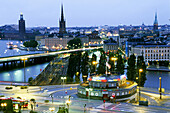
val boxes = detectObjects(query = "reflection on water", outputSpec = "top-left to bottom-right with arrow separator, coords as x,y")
145,71 -> 170,90
0,63 -> 48,82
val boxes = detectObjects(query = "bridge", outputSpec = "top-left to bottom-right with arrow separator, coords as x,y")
0,47 -> 102,70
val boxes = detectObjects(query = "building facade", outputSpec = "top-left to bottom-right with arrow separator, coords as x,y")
130,45 -> 170,63
19,13 -> 26,39
44,37 -> 73,50
103,38 -> 118,53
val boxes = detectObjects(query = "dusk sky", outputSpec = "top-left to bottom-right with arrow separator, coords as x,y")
0,0 -> 169,27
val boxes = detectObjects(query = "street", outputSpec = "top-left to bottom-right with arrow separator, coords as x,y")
0,85 -> 170,113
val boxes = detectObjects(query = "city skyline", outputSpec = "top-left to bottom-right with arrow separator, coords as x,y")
0,0 -> 169,27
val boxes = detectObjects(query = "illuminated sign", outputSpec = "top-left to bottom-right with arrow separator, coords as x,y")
92,77 -> 106,81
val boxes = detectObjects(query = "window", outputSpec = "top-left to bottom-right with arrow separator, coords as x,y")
116,93 -> 120,96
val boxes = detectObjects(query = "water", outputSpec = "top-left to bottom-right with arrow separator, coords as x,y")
0,40 -> 44,58
0,40 -> 48,82
0,40 -> 169,90
0,63 -> 48,82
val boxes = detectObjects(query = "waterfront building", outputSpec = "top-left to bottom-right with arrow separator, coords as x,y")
44,37 -> 73,50
103,38 -> 118,53
130,45 -> 170,63
2,13 -> 35,40
19,13 -> 26,39
77,75 -> 137,101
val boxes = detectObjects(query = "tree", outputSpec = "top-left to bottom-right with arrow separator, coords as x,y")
67,53 -> 76,82
67,38 -> 82,49
28,77 -> 33,85
127,54 -> 136,81
108,52 -> 115,73
116,54 -> 124,74
90,53 -> 97,74
81,51 -> 89,81
136,55 -> 147,87
97,53 -> 106,74
75,52 -> 82,83
23,40 -> 38,48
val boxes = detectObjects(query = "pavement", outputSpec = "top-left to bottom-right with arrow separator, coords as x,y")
0,84 -> 170,113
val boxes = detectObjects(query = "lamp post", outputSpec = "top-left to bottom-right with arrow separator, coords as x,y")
1,103 -> 7,111
110,57 -> 117,73
49,107 -> 55,112
92,61 -> 98,73
21,57 -> 28,83
138,68 -> 143,102
159,77 -> 162,99
61,76 -> 67,104
66,100 -> 71,113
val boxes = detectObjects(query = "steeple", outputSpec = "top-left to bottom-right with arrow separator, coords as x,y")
154,12 -> 158,25
153,12 -> 158,30
61,4 -> 64,21
59,4 -> 66,35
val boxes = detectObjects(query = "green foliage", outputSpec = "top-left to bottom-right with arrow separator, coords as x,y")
67,53 -> 77,80
67,52 -> 82,83
20,86 -> 28,89
75,52 -> 82,83
5,87 -> 13,89
30,111 -> 38,113
81,51 -> 89,81
97,53 -> 106,74
30,98 -> 35,102
127,54 -> 136,81
90,53 -> 97,74
23,40 -> 38,48
136,56 -> 147,87
66,77 -> 73,84
67,38 -> 82,49
44,100 -> 49,103
108,52 -> 115,73
116,54 -> 124,74
28,77 -> 33,85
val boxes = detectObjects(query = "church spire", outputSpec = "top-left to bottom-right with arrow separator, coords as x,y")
59,4 -> 66,35
153,12 -> 158,30
61,4 -> 64,21
154,12 -> 158,25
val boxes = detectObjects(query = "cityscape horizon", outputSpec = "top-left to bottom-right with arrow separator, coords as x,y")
0,0 -> 169,27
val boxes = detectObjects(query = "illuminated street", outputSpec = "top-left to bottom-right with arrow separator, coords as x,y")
0,84 -> 170,113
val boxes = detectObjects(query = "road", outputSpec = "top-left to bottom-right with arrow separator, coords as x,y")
0,85 -> 170,113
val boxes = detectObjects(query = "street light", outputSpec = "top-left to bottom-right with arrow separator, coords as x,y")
21,57 -> 28,83
159,77 -> 162,99
1,103 -> 7,111
92,61 -> 98,74
61,77 -> 67,104
138,68 -> 143,102
66,100 -> 71,113
49,107 -> 55,112
110,57 -> 117,72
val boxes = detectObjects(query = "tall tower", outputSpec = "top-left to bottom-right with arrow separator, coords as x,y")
153,12 -> 158,30
59,4 -> 66,34
19,13 -> 26,39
